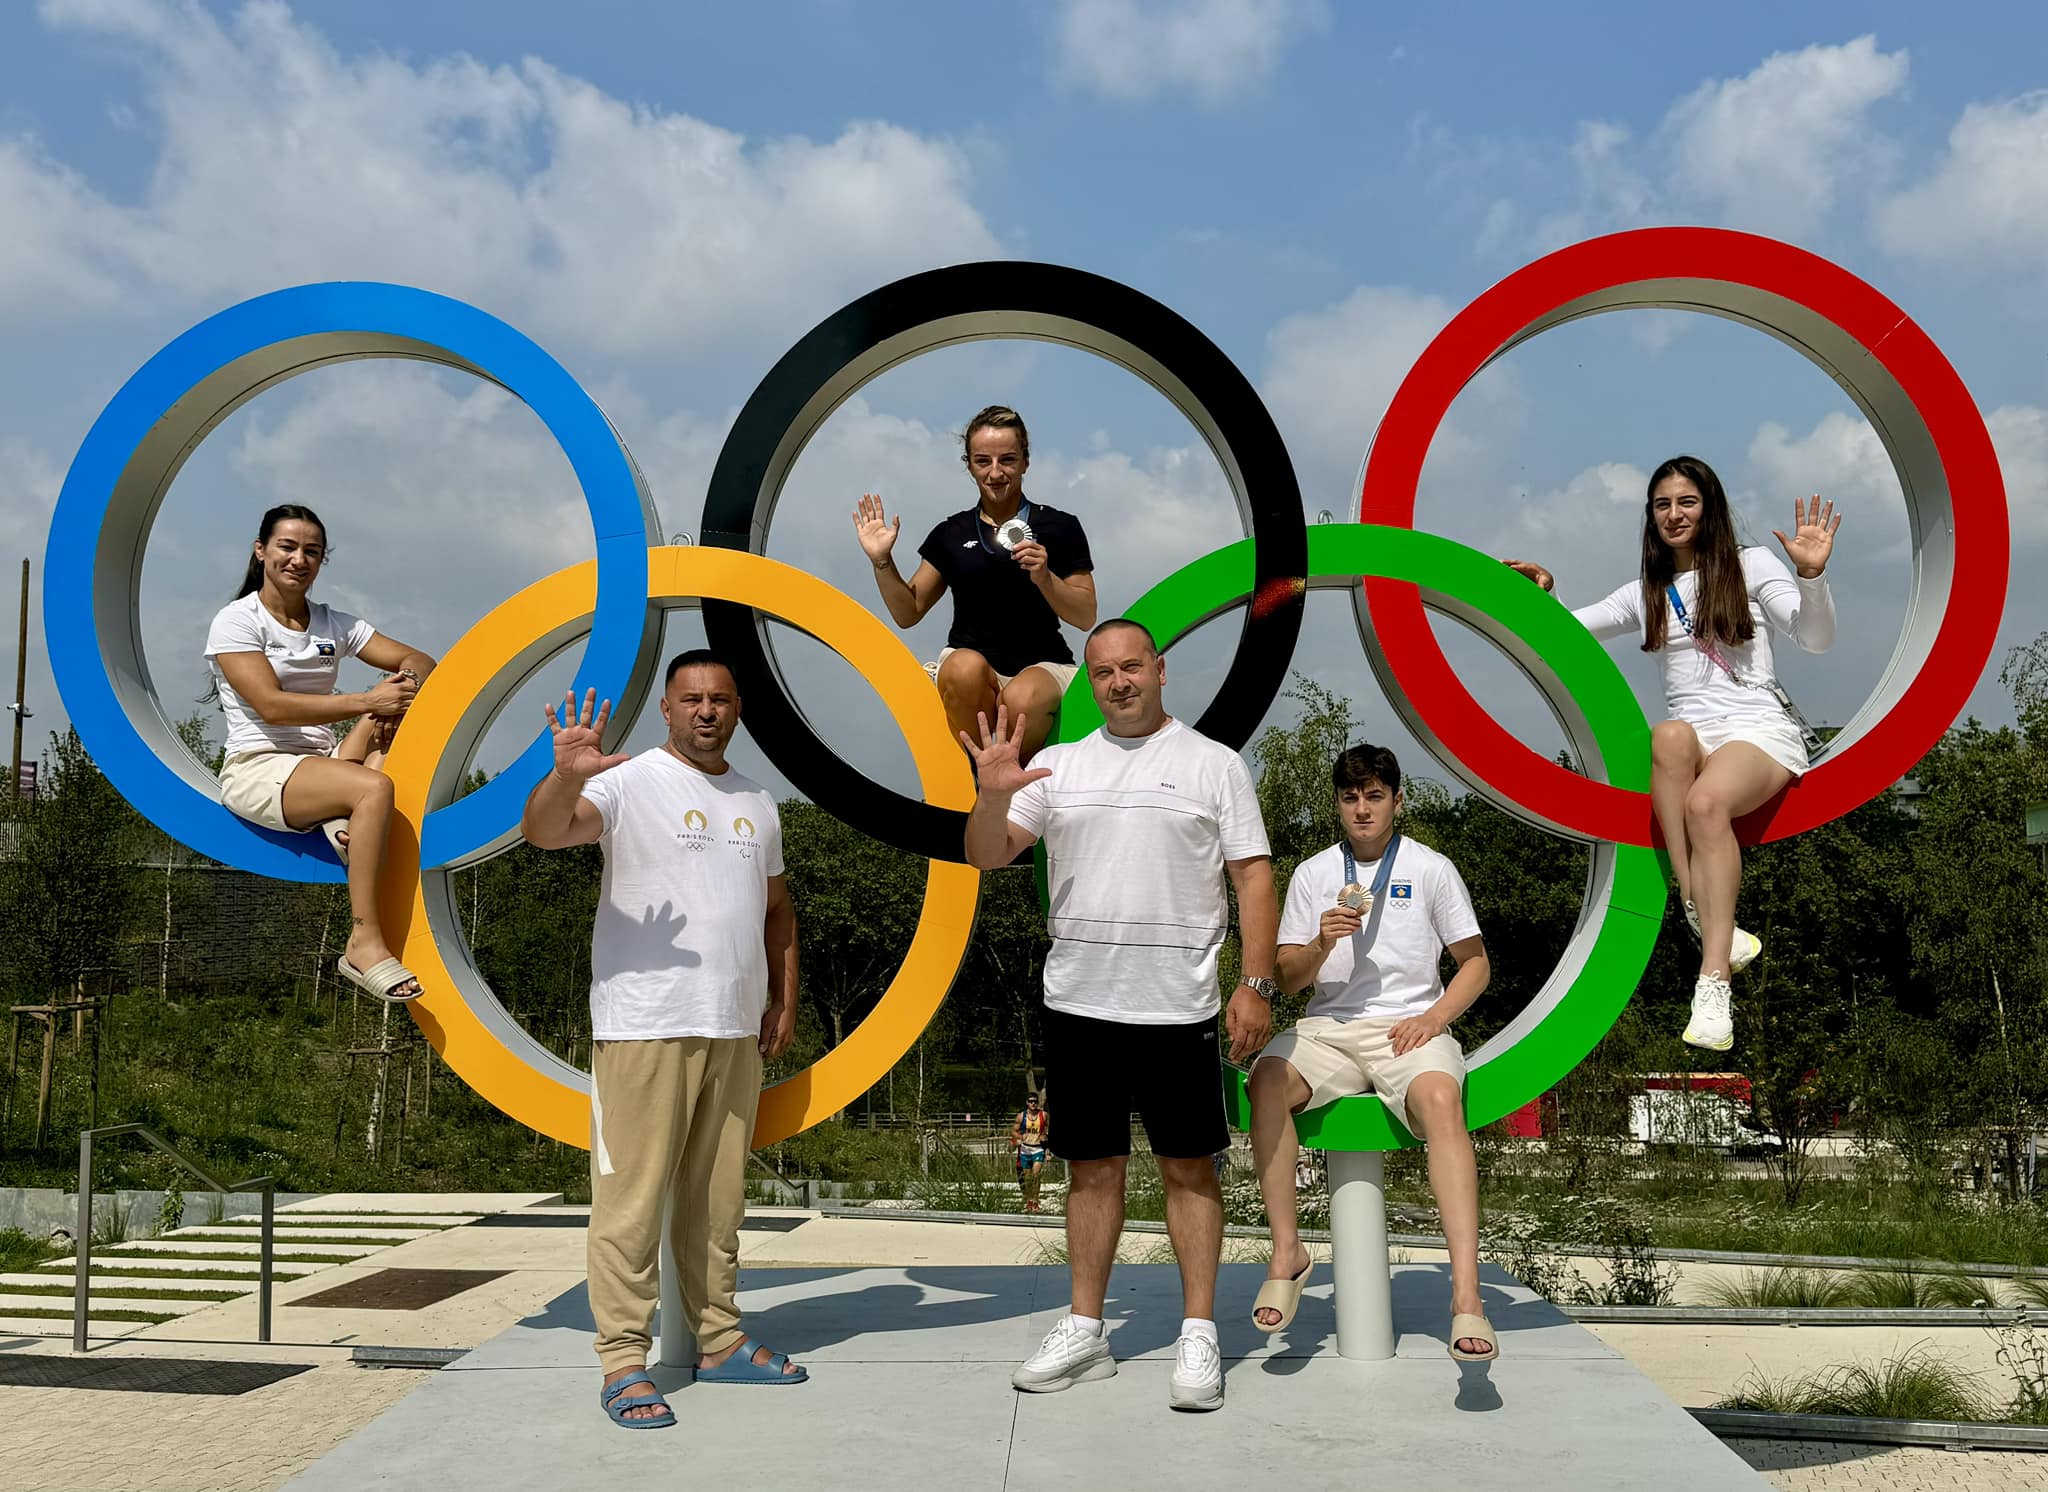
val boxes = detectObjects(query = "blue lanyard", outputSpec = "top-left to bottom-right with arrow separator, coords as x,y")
975,495 -> 1034,557
1666,582 -> 1692,634
1341,833 -> 1402,904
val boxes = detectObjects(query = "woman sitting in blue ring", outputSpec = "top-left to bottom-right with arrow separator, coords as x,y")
852,405 -> 1097,764
203,504 -> 436,1002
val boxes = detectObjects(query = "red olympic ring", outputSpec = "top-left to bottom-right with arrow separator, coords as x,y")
1358,227 -> 2010,846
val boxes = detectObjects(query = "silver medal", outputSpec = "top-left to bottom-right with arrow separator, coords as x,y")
995,517 -> 1035,551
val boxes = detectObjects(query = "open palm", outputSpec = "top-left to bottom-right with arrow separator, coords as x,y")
960,704 -> 1050,796
547,688 -> 632,782
1773,495 -> 1842,577
853,492 -> 899,563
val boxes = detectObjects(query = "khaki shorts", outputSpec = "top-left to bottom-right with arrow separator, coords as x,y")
218,746 -> 323,832
1254,1015 -> 1465,1131
936,647 -> 1079,698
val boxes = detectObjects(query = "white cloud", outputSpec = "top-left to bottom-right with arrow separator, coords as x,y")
1051,0 -> 1330,105
1663,35 -> 1907,238
1260,283 -> 1521,514
1470,37 -> 1909,253
1875,92 -> 2048,271
5,0 -> 1000,353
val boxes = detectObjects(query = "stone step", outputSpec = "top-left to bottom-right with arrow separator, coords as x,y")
99,1239 -> 384,1258
30,1255 -> 325,1279
0,1271 -> 254,1296
0,1290 -> 210,1317
0,1315 -> 152,1338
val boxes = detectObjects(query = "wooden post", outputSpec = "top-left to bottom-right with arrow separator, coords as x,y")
35,1012 -> 56,1148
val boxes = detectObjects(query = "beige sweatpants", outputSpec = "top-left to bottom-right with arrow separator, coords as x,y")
588,1035 -> 763,1373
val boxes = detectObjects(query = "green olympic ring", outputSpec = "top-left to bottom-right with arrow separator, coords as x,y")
1052,523 -> 1666,1150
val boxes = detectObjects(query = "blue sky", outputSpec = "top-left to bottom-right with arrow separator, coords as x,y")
2,0 -> 2043,810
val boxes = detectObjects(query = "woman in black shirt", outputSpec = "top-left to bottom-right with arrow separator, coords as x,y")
853,405 -> 1096,763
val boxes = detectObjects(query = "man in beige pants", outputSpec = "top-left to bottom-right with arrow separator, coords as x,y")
522,650 -> 803,1429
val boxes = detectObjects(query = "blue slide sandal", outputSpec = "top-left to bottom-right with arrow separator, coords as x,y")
600,1369 -> 677,1428
696,1337 -> 808,1384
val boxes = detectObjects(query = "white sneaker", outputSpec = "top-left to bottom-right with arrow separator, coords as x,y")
1684,901 -> 1761,973
1168,1332 -> 1224,1412
1682,973 -> 1734,1051
1012,1316 -> 1116,1392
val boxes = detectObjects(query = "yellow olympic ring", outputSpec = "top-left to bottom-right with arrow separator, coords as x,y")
374,546 -> 981,1147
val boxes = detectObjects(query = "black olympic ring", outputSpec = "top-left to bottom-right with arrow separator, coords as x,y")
698,260 -> 1308,862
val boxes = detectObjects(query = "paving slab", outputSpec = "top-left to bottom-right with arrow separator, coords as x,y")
289,1263 -> 1766,1491
277,1192 -> 559,1213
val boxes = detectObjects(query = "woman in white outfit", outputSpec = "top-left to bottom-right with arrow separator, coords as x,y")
1507,455 -> 1840,1052
204,504 -> 435,1002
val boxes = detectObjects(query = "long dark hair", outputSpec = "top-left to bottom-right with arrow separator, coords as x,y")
234,504 -> 328,598
1639,456 -> 1752,652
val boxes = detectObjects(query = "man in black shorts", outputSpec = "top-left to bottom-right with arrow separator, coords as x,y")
853,404 -> 1096,763
965,618 -> 1277,1412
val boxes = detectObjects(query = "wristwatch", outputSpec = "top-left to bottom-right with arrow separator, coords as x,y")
1240,975 -> 1279,1001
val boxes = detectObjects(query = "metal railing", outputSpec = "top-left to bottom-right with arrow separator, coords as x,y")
73,1122 -> 274,1353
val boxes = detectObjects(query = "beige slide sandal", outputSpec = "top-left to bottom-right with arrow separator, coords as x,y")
338,956 -> 422,1003
1448,1313 -> 1498,1362
1251,1258 -> 1314,1334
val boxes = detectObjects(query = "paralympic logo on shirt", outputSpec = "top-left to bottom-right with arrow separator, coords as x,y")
730,816 -> 757,859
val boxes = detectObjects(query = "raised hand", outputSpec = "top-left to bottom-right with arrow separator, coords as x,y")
959,702 -> 1052,797
1773,495 -> 1841,578
546,688 -> 632,783
1503,558 -> 1555,594
853,492 -> 900,564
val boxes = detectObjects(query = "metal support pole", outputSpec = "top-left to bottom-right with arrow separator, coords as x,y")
73,1128 -> 94,1354
657,1188 -> 692,1368
9,558 -> 26,802
1327,1149 -> 1395,1360
257,1184 -> 274,1343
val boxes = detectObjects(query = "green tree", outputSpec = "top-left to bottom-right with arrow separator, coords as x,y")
0,729 -> 146,1000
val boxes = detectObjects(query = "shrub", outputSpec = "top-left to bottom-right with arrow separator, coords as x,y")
1701,1268 -> 1853,1309
1719,1346 -> 1987,1422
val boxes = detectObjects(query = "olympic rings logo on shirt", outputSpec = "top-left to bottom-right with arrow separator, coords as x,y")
43,228 -> 2010,1150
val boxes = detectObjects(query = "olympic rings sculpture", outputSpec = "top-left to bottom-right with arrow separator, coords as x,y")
43,227 -> 2011,1150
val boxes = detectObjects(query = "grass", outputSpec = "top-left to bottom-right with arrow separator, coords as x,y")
1719,1347 -> 1988,1421
1840,1267 -> 2001,1309
29,1264 -> 311,1282
209,1218 -> 447,1230
1700,1269 -> 1855,1309
1702,1267 -> 2006,1309
83,1248 -> 360,1264
0,1282 -> 240,1301
158,1232 -> 402,1246
0,1228 -> 68,1273
0,1306 -> 180,1324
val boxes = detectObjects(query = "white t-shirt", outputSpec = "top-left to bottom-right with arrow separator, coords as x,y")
579,749 -> 785,1042
203,593 -> 377,757
1008,718 -> 1270,1025
1278,837 -> 1481,1021
1571,547 -> 1834,727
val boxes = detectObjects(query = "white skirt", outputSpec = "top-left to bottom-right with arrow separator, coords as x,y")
1689,712 -> 1810,777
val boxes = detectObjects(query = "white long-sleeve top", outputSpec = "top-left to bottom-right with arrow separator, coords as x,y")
1570,547 -> 1835,726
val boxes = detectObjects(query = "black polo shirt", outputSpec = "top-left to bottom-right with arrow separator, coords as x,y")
916,502 -> 1093,677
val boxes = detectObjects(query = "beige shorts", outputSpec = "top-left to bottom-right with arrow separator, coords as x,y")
935,647 -> 1079,698
1689,713 -> 1809,778
218,746 -> 323,831
1255,1015 -> 1465,1131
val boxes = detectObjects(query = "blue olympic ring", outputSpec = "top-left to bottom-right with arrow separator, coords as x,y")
43,283 -> 662,882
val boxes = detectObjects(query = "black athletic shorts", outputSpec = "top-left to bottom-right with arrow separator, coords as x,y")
1041,1005 -> 1228,1162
